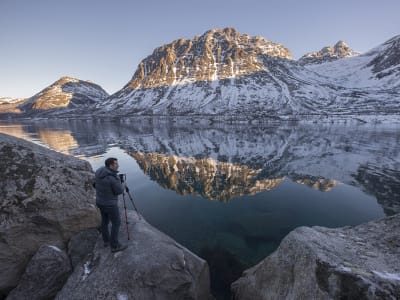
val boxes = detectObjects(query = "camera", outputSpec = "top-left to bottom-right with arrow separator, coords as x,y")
119,173 -> 126,183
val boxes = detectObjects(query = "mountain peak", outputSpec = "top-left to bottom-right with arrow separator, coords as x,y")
124,27 -> 293,90
19,76 -> 109,113
299,40 -> 360,65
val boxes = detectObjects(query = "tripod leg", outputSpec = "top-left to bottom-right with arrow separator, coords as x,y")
122,192 -> 130,240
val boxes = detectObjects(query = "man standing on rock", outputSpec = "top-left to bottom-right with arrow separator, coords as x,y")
94,157 -> 128,253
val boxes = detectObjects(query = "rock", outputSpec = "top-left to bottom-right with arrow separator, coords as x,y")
68,229 -> 99,269
231,214 -> 400,300
56,211 -> 213,300
0,133 -> 100,296
6,245 -> 71,300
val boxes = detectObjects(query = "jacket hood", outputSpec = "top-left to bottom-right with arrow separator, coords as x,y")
95,166 -> 118,179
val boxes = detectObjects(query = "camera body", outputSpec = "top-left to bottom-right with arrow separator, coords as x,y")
119,173 -> 126,183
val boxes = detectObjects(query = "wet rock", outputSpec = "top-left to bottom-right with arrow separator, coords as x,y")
231,214 -> 400,300
6,245 -> 71,300
56,211 -> 213,300
0,133 -> 100,296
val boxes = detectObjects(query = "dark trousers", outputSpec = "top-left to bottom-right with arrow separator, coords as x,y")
97,204 -> 121,248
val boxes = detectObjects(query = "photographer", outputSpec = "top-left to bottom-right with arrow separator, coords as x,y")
94,157 -> 127,253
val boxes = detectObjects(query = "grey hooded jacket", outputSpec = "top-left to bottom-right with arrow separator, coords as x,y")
95,166 -> 124,206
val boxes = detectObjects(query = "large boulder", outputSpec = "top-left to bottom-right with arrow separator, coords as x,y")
6,245 -> 71,300
231,214 -> 400,300
56,211 -> 213,300
0,133 -> 100,296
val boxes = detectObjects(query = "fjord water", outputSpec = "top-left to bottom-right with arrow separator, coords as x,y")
1,118 -> 399,297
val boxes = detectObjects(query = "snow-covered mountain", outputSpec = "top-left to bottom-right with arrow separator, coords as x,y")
4,77 -> 109,117
99,28 -> 399,117
298,41 -> 360,65
1,28 -> 399,119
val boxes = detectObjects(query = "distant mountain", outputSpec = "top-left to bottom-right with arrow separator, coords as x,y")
1,77 -> 109,117
99,28 -> 400,117
2,29 -> 399,119
298,41 -> 360,65
0,97 -> 26,114
304,35 -> 400,90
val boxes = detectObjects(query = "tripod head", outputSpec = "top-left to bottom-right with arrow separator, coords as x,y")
118,173 -> 126,183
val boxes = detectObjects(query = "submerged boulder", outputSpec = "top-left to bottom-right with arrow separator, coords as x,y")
0,133 -> 100,296
232,214 -> 400,300
56,211 -> 213,300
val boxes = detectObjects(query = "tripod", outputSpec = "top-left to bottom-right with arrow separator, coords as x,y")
119,174 -> 142,240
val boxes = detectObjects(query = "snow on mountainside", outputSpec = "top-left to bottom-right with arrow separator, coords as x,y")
298,41 -> 360,65
1,28 -> 399,119
99,28 -> 400,117
16,77 -> 109,117
305,35 -> 400,90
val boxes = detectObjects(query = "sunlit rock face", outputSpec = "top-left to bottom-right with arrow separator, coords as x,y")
18,76 -> 109,115
0,98 -> 26,114
126,27 -> 293,90
133,152 -> 284,201
298,41 -> 360,65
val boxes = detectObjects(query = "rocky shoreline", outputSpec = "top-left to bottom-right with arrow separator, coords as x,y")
1,132 -> 399,299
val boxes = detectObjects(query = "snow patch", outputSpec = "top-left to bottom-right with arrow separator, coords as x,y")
372,271 -> 400,281
81,261 -> 91,281
47,245 -> 62,252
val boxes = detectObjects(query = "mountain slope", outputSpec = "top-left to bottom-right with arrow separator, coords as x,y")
304,35 -> 400,90
298,41 -> 360,65
18,77 -> 109,116
99,29 -> 400,117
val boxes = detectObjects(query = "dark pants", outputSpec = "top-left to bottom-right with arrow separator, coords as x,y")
97,204 -> 121,248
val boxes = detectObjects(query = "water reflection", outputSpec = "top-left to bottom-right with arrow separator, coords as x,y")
0,118 -> 399,215
0,124 -> 78,155
132,151 -> 340,201
133,152 -> 282,201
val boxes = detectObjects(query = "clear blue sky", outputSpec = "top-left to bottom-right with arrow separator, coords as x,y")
1,0 -> 399,98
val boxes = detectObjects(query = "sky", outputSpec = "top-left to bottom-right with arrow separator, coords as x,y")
1,0 -> 399,98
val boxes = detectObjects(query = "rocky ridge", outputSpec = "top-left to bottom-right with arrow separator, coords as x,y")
125,27 -> 293,90
299,40 -> 360,65
18,76 -> 108,116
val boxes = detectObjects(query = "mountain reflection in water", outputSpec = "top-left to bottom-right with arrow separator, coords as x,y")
132,151 -> 339,201
1,118 -> 399,299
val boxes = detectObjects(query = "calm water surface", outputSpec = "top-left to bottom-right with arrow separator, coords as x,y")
1,118 -> 399,298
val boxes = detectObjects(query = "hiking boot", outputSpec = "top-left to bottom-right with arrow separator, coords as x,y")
111,244 -> 128,253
